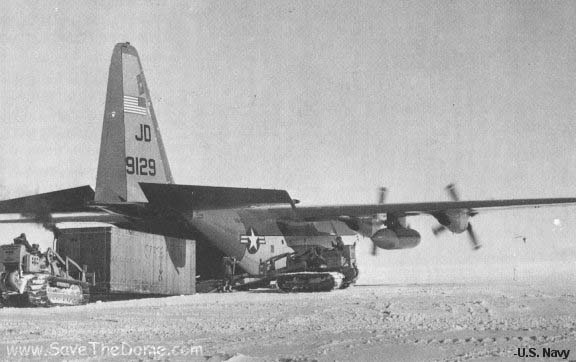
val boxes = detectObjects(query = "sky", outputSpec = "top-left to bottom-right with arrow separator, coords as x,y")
1,0 -> 576,283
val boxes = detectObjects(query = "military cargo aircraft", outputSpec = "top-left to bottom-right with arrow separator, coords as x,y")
1,42 -> 576,291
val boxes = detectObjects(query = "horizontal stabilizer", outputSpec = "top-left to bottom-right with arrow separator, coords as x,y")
139,183 -> 294,210
0,186 -> 94,215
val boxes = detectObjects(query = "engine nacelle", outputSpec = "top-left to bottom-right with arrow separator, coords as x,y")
433,209 -> 470,233
371,227 -> 421,250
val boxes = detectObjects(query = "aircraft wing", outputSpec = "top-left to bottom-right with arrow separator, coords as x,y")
294,197 -> 576,221
1,183 -> 576,227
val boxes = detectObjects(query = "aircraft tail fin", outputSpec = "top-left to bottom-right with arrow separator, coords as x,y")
95,42 -> 173,203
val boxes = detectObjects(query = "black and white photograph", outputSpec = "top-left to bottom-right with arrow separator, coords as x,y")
1,1 -> 576,361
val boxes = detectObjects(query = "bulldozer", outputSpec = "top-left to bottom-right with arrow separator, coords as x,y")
0,234 -> 93,307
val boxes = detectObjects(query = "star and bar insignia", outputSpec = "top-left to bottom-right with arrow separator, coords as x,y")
240,227 -> 266,254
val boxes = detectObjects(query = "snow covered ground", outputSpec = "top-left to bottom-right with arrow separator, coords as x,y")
1,275 -> 575,361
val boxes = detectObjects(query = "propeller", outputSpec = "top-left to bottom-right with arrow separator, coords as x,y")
446,183 -> 460,202
467,223 -> 481,250
433,184 -> 481,250
378,186 -> 387,205
372,187 -> 387,256
432,225 -> 446,236
432,184 -> 458,236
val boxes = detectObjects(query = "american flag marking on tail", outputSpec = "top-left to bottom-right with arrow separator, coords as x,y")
123,95 -> 148,115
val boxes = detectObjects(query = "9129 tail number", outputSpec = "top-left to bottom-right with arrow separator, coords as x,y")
126,156 -> 156,176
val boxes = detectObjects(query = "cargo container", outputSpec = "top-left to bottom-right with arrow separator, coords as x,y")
56,226 -> 195,297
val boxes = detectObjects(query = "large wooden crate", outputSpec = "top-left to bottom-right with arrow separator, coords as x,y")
57,226 -> 195,296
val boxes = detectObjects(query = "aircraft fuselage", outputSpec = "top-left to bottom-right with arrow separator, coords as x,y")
187,208 -> 359,276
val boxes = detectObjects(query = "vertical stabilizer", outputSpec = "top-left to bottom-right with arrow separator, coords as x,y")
95,43 -> 174,203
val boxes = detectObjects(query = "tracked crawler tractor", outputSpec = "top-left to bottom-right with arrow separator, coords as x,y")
230,243 -> 359,292
0,236 -> 93,307
269,245 -> 357,292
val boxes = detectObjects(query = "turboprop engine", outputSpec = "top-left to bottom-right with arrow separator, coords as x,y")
431,184 -> 481,250
370,227 -> 421,250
